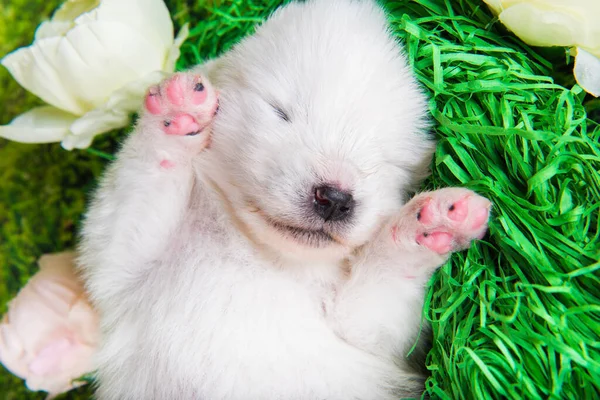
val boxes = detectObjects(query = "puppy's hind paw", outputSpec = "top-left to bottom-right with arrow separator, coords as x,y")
392,188 -> 491,255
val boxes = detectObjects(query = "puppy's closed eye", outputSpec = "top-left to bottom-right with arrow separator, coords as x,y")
271,104 -> 290,122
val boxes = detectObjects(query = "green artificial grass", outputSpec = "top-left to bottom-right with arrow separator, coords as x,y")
1,0 -> 599,399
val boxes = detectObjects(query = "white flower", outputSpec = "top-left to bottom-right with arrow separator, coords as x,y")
484,0 -> 600,96
0,252 -> 99,397
0,0 -> 189,149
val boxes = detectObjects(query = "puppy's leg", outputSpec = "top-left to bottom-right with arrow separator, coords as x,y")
330,188 -> 491,359
79,72 -> 219,304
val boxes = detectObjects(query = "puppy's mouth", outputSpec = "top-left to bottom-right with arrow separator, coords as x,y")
248,206 -> 340,248
265,216 -> 334,246
243,198 -> 347,249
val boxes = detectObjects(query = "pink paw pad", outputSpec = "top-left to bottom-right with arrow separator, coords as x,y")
142,72 -> 218,142
472,206 -> 490,231
164,113 -> 201,136
416,231 -> 453,254
416,198 -> 434,224
145,92 -> 162,115
415,190 -> 491,255
192,82 -> 208,105
447,197 -> 469,222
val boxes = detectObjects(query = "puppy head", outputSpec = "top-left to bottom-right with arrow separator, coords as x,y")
202,0 -> 434,260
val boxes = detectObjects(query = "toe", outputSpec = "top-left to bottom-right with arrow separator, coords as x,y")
192,79 -> 208,105
416,231 -> 453,254
166,75 -> 185,106
447,196 -> 469,222
417,198 -> 435,224
145,90 -> 162,115
471,203 -> 490,230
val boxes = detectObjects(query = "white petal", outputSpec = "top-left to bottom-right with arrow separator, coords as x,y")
53,0 -> 100,21
0,322 -> 28,379
35,0 -> 100,39
62,108 -> 130,150
75,0 -> 173,51
165,23 -> 190,73
70,109 -> 130,137
482,0 -> 503,15
3,20 -> 169,116
51,21 -> 167,111
103,70 -> 167,112
35,20 -> 72,40
498,4 -> 583,48
60,134 -> 95,151
574,47 -> 600,97
61,70 -> 168,150
0,106 -> 76,144
1,40 -> 87,114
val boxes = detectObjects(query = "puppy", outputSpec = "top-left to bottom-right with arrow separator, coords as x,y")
79,0 -> 491,398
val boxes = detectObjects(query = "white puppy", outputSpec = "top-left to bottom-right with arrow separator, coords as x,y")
79,0 -> 491,399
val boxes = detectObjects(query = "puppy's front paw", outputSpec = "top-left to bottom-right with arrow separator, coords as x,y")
142,72 -> 219,152
392,188 -> 491,255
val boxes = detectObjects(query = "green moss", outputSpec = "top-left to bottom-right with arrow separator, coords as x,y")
0,1 -> 120,397
1,0 -> 598,399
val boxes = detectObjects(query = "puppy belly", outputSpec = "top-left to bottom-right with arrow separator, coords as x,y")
98,255 -> 401,400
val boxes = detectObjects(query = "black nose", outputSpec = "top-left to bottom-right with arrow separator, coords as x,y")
313,186 -> 354,222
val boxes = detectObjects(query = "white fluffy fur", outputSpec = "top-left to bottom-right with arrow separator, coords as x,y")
77,1 -> 476,398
